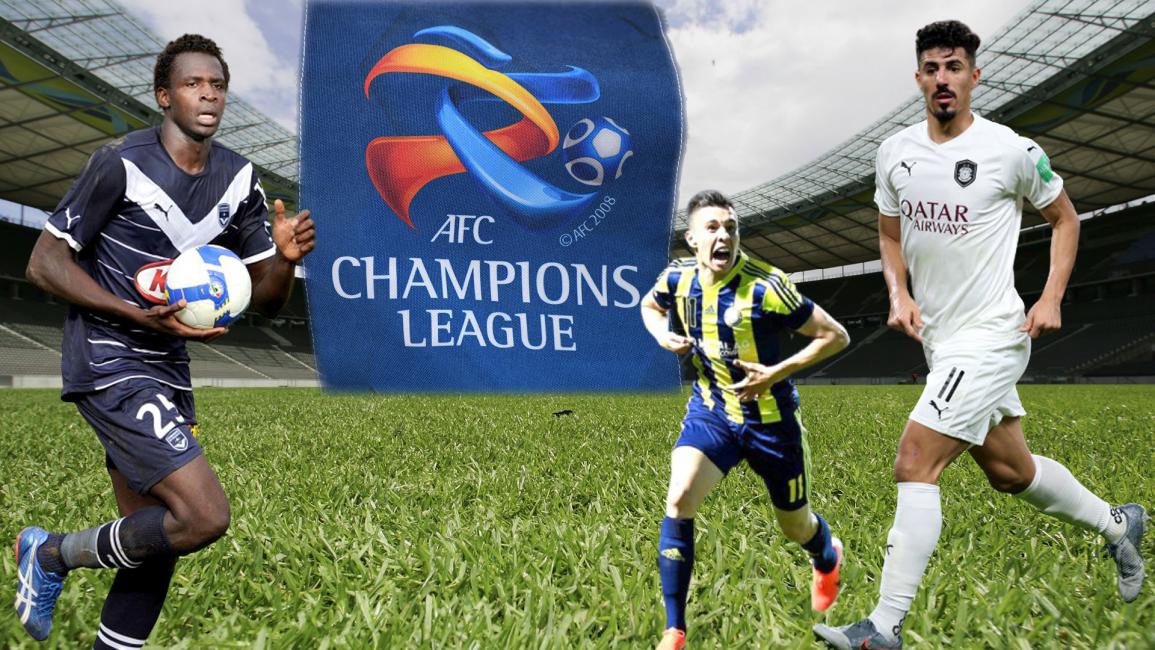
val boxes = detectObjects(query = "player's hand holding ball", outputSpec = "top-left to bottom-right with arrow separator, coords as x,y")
135,301 -> 227,341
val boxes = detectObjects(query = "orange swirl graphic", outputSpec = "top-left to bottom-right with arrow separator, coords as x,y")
363,43 -> 560,228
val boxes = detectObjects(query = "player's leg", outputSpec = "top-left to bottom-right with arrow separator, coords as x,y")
870,421 -> 969,640
16,383 -> 226,641
746,419 -> 841,611
658,446 -> 723,649
814,419 -> 969,650
146,455 -> 231,553
973,416 -> 1147,601
93,465 -> 177,650
38,456 -> 227,571
656,415 -> 735,650
774,503 -> 842,611
38,383 -> 226,570
665,445 -> 725,519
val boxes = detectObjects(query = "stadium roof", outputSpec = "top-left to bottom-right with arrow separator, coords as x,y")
0,0 -> 299,212
672,0 -> 1155,272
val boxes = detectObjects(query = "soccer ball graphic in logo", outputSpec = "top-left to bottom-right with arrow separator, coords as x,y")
165,244 -> 251,329
562,116 -> 633,187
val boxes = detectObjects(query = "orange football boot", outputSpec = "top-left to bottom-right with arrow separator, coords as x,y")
811,536 -> 843,611
656,627 -> 686,650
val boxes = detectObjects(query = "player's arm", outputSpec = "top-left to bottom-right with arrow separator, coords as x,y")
25,231 -> 223,340
1023,189 -> 1078,338
880,212 -> 923,342
641,291 -> 693,354
247,199 -> 315,317
727,304 -> 850,401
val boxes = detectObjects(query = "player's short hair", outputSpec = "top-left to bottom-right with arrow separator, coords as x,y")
686,189 -> 734,220
916,20 -> 981,66
154,34 -> 230,92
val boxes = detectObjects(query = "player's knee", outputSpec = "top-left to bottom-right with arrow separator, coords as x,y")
665,488 -> 699,518
892,454 -> 927,483
199,506 -> 231,544
777,515 -> 814,544
180,503 -> 230,549
984,465 -> 1032,494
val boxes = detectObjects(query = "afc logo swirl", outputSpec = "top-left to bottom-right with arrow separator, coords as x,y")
363,26 -> 633,232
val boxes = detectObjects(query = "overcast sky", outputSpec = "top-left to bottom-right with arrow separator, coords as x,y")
118,0 -> 1031,207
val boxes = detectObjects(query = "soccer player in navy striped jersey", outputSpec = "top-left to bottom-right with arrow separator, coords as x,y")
14,35 -> 315,646
642,190 -> 851,650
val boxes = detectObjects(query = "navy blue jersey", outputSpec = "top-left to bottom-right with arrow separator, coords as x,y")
44,128 -> 275,398
650,253 -> 814,427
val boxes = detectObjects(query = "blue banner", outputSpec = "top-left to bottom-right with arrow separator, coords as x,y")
301,1 -> 682,391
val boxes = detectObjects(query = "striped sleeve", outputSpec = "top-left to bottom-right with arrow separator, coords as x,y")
234,168 -> 276,264
651,260 -> 690,310
758,268 -> 814,329
45,144 -> 126,252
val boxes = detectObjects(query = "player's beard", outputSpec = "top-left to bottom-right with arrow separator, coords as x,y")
931,106 -> 957,123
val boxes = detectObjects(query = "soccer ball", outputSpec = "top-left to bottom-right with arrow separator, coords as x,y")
562,116 -> 633,187
165,245 -> 251,329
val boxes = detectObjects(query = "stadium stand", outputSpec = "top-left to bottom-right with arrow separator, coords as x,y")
1,0 -> 1152,387
0,234 -> 318,387
4,204 -> 1153,386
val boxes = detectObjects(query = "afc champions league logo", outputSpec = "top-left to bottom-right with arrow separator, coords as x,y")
362,26 -> 635,232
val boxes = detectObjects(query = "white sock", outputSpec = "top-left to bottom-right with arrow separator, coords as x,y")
1015,454 -> 1126,543
869,482 -> 942,641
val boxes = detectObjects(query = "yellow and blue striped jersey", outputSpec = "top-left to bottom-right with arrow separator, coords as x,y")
651,253 -> 814,427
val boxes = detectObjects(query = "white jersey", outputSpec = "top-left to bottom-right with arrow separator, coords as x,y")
875,114 -> 1063,344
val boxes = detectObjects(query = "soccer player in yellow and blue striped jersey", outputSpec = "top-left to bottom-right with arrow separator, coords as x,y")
642,190 -> 851,650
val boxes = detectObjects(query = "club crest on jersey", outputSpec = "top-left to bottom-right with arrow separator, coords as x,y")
165,429 -> 189,452
217,202 -> 231,227
132,259 -> 173,304
954,159 -> 978,188
723,306 -> 742,327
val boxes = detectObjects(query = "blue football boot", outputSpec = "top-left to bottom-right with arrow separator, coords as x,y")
14,527 -> 66,641
814,619 -> 903,650
1106,503 -> 1148,602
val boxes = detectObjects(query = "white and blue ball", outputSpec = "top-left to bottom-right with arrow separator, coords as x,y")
165,244 -> 251,329
562,116 -> 633,187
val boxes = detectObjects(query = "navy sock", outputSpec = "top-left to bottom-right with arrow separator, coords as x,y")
658,517 -> 694,630
59,506 -> 173,570
802,513 -> 838,573
37,534 -> 67,575
92,558 -> 176,650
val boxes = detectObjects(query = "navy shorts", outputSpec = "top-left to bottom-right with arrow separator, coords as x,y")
75,379 -> 202,495
676,407 -> 811,510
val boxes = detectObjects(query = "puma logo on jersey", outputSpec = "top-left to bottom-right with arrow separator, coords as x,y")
154,202 -> 172,219
64,207 -> 81,229
900,161 -> 917,176
661,548 -> 686,562
929,399 -> 950,419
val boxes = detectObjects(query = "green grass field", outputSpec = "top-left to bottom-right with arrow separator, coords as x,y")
1,385 -> 1153,648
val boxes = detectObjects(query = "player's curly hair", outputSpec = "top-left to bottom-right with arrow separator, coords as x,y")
916,20 -> 981,65
153,34 -> 230,92
686,189 -> 733,216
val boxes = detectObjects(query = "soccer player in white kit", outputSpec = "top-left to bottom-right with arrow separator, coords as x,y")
814,20 -> 1148,650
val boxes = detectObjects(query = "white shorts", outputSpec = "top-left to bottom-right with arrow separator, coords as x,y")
910,333 -> 1030,445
